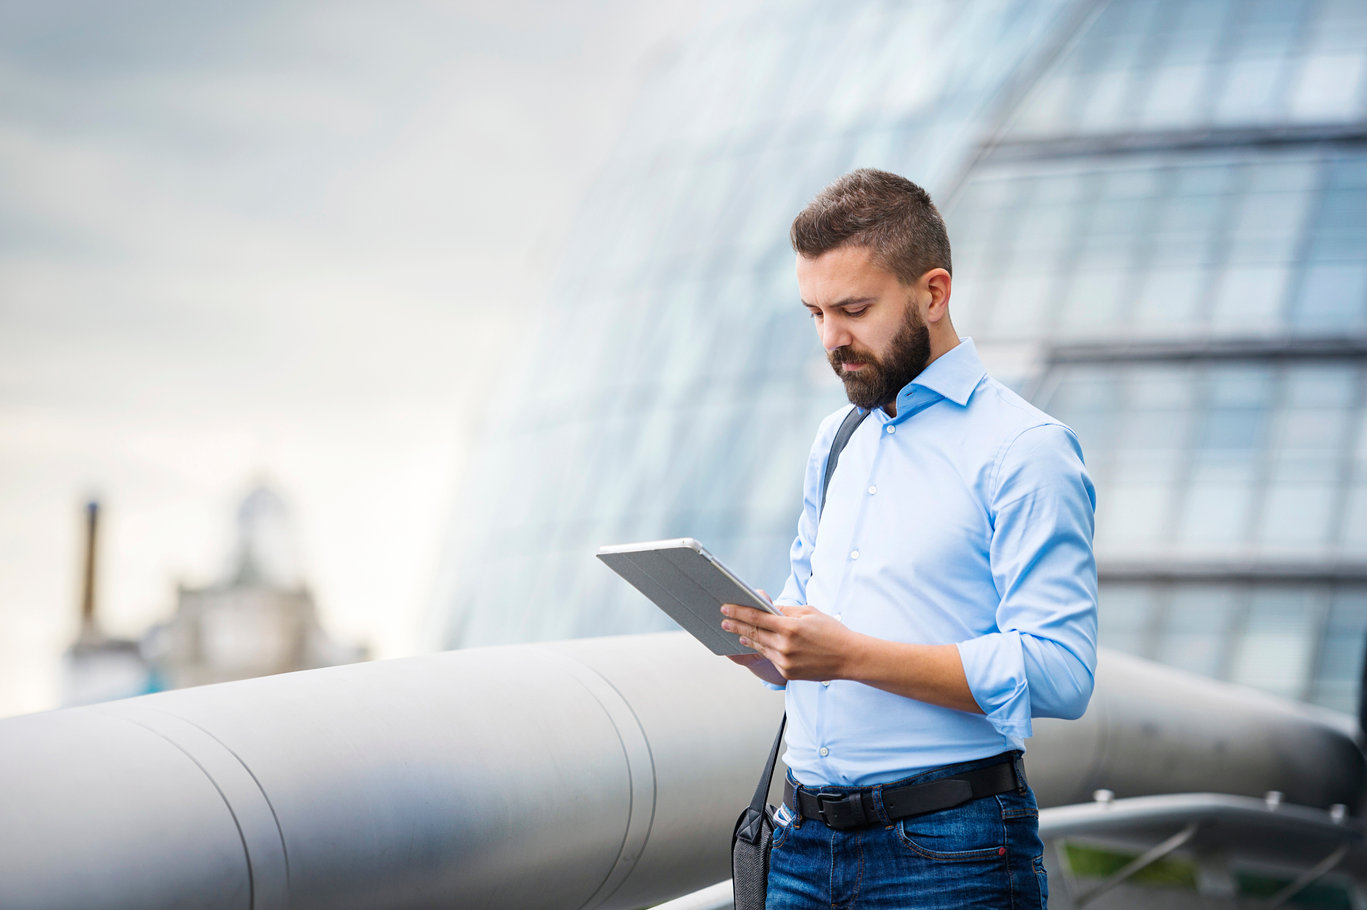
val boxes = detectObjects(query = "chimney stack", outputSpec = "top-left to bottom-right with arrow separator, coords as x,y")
80,500 -> 99,638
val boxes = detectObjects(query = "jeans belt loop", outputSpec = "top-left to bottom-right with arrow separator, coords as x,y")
871,783 -> 893,828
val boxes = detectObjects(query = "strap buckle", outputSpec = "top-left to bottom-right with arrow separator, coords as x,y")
814,790 -> 867,830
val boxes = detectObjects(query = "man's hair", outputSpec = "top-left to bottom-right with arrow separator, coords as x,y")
790,169 -> 952,283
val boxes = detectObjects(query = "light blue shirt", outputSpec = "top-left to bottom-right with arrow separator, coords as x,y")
774,338 -> 1097,787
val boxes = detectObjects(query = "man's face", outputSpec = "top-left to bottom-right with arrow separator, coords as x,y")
796,245 -> 931,411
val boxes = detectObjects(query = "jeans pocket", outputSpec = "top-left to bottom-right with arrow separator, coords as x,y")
769,809 -> 795,851
895,795 -> 1006,862
1033,854 -> 1050,909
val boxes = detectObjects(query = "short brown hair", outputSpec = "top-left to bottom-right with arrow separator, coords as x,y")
790,169 -> 952,283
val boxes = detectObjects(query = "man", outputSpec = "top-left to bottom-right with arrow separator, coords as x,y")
720,169 -> 1097,909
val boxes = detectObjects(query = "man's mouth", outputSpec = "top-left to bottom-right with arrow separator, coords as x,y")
842,362 -> 865,372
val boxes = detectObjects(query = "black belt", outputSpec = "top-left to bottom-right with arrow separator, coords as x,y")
784,752 -> 1024,831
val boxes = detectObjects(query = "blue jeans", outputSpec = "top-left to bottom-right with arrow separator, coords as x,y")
767,755 -> 1048,910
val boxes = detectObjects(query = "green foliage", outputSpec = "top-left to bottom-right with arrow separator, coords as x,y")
1063,842 -> 1197,889
1062,842 -> 1353,909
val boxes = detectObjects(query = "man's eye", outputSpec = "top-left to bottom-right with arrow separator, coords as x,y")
846,307 -> 870,317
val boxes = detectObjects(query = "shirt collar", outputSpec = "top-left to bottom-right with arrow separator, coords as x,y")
895,337 -> 986,409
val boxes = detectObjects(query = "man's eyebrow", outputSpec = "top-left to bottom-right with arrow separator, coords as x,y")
801,297 -> 876,309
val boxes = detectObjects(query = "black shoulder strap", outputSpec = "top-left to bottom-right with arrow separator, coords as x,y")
819,407 -> 870,519
736,713 -> 787,844
737,411 -> 865,841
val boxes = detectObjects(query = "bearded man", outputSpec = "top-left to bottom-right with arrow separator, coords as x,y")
720,169 -> 1098,909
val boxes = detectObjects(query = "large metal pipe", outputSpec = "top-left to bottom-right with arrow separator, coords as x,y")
1,636 -> 1362,910
0,633 -> 783,910
1027,649 -> 1366,812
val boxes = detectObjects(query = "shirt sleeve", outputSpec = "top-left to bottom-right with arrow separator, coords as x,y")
956,423 -> 1098,740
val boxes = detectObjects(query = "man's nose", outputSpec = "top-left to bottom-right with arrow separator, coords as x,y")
821,317 -> 851,352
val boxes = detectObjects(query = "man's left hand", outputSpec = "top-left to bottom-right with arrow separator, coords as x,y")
722,603 -> 860,681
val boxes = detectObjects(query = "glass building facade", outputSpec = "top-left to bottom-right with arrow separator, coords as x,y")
429,0 -> 1367,715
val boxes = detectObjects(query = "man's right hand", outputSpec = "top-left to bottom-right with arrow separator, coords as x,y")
724,587 -> 787,686
727,651 -> 787,687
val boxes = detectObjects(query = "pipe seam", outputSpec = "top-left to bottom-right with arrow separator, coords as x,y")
99,702 -> 290,910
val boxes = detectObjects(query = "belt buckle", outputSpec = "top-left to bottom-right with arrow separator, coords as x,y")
815,790 -> 862,830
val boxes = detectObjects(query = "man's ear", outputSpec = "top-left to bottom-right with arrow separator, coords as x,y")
922,269 -> 952,323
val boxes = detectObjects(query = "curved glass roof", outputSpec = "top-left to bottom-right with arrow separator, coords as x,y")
427,0 -> 1079,649
430,0 -> 1367,711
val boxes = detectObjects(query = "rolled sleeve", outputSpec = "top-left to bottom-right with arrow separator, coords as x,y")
961,423 -> 1098,737
957,631 -> 1031,739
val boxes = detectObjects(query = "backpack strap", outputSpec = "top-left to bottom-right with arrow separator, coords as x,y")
819,407 -> 871,519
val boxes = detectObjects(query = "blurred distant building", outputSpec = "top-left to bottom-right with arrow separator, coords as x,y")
62,486 -> 366,706
143,486 -> 368,689
431,0 -> 1367,720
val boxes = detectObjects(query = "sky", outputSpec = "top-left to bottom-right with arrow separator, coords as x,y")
0,0 -> 698,717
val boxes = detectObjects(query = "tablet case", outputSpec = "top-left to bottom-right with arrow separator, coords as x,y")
596,539 -> 774,655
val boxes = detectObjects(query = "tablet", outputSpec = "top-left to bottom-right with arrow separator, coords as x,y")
596,538 -> 782,656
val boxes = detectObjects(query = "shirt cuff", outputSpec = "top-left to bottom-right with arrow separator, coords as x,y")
761,681 -> 787,691
957,632 -> 1032,740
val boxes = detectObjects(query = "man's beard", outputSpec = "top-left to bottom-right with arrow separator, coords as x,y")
829,307 -> 932,411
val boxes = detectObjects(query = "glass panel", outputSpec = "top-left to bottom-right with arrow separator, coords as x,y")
1044,371 -> 1121,457
1225,182 -> 1314,263
1097,583 -> 1159,657
1258,482 -> 1338,550
1340,482 -> 1367,554
1097,477 -> 1176,554
1309,588 -> 1367,712
1212,55 -> 1288,124
1287,51 -> 1367,122
986,271 -> 1056,338
1207,264 -> 1291,331
1139,63 -> 1210,128
1077,69 -> 1136,133
1230,588 -> 1320,700
1150,187 -> 1225,266
1058,270 -> 1131,336
1179,461 -> 1259,548
1307,186 -> 1367,261
1131,264 -> 1207,331
1291,262 -> 1367,331
1157,585 -> 1239,678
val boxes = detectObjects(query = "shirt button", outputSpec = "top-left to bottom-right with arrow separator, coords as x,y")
835,613 -> 843,623
820,747 -> 830,757
868,485 -> 876,495
850,550 -> 859,560
821,680 -> 830,687
886,425 -> 896,434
